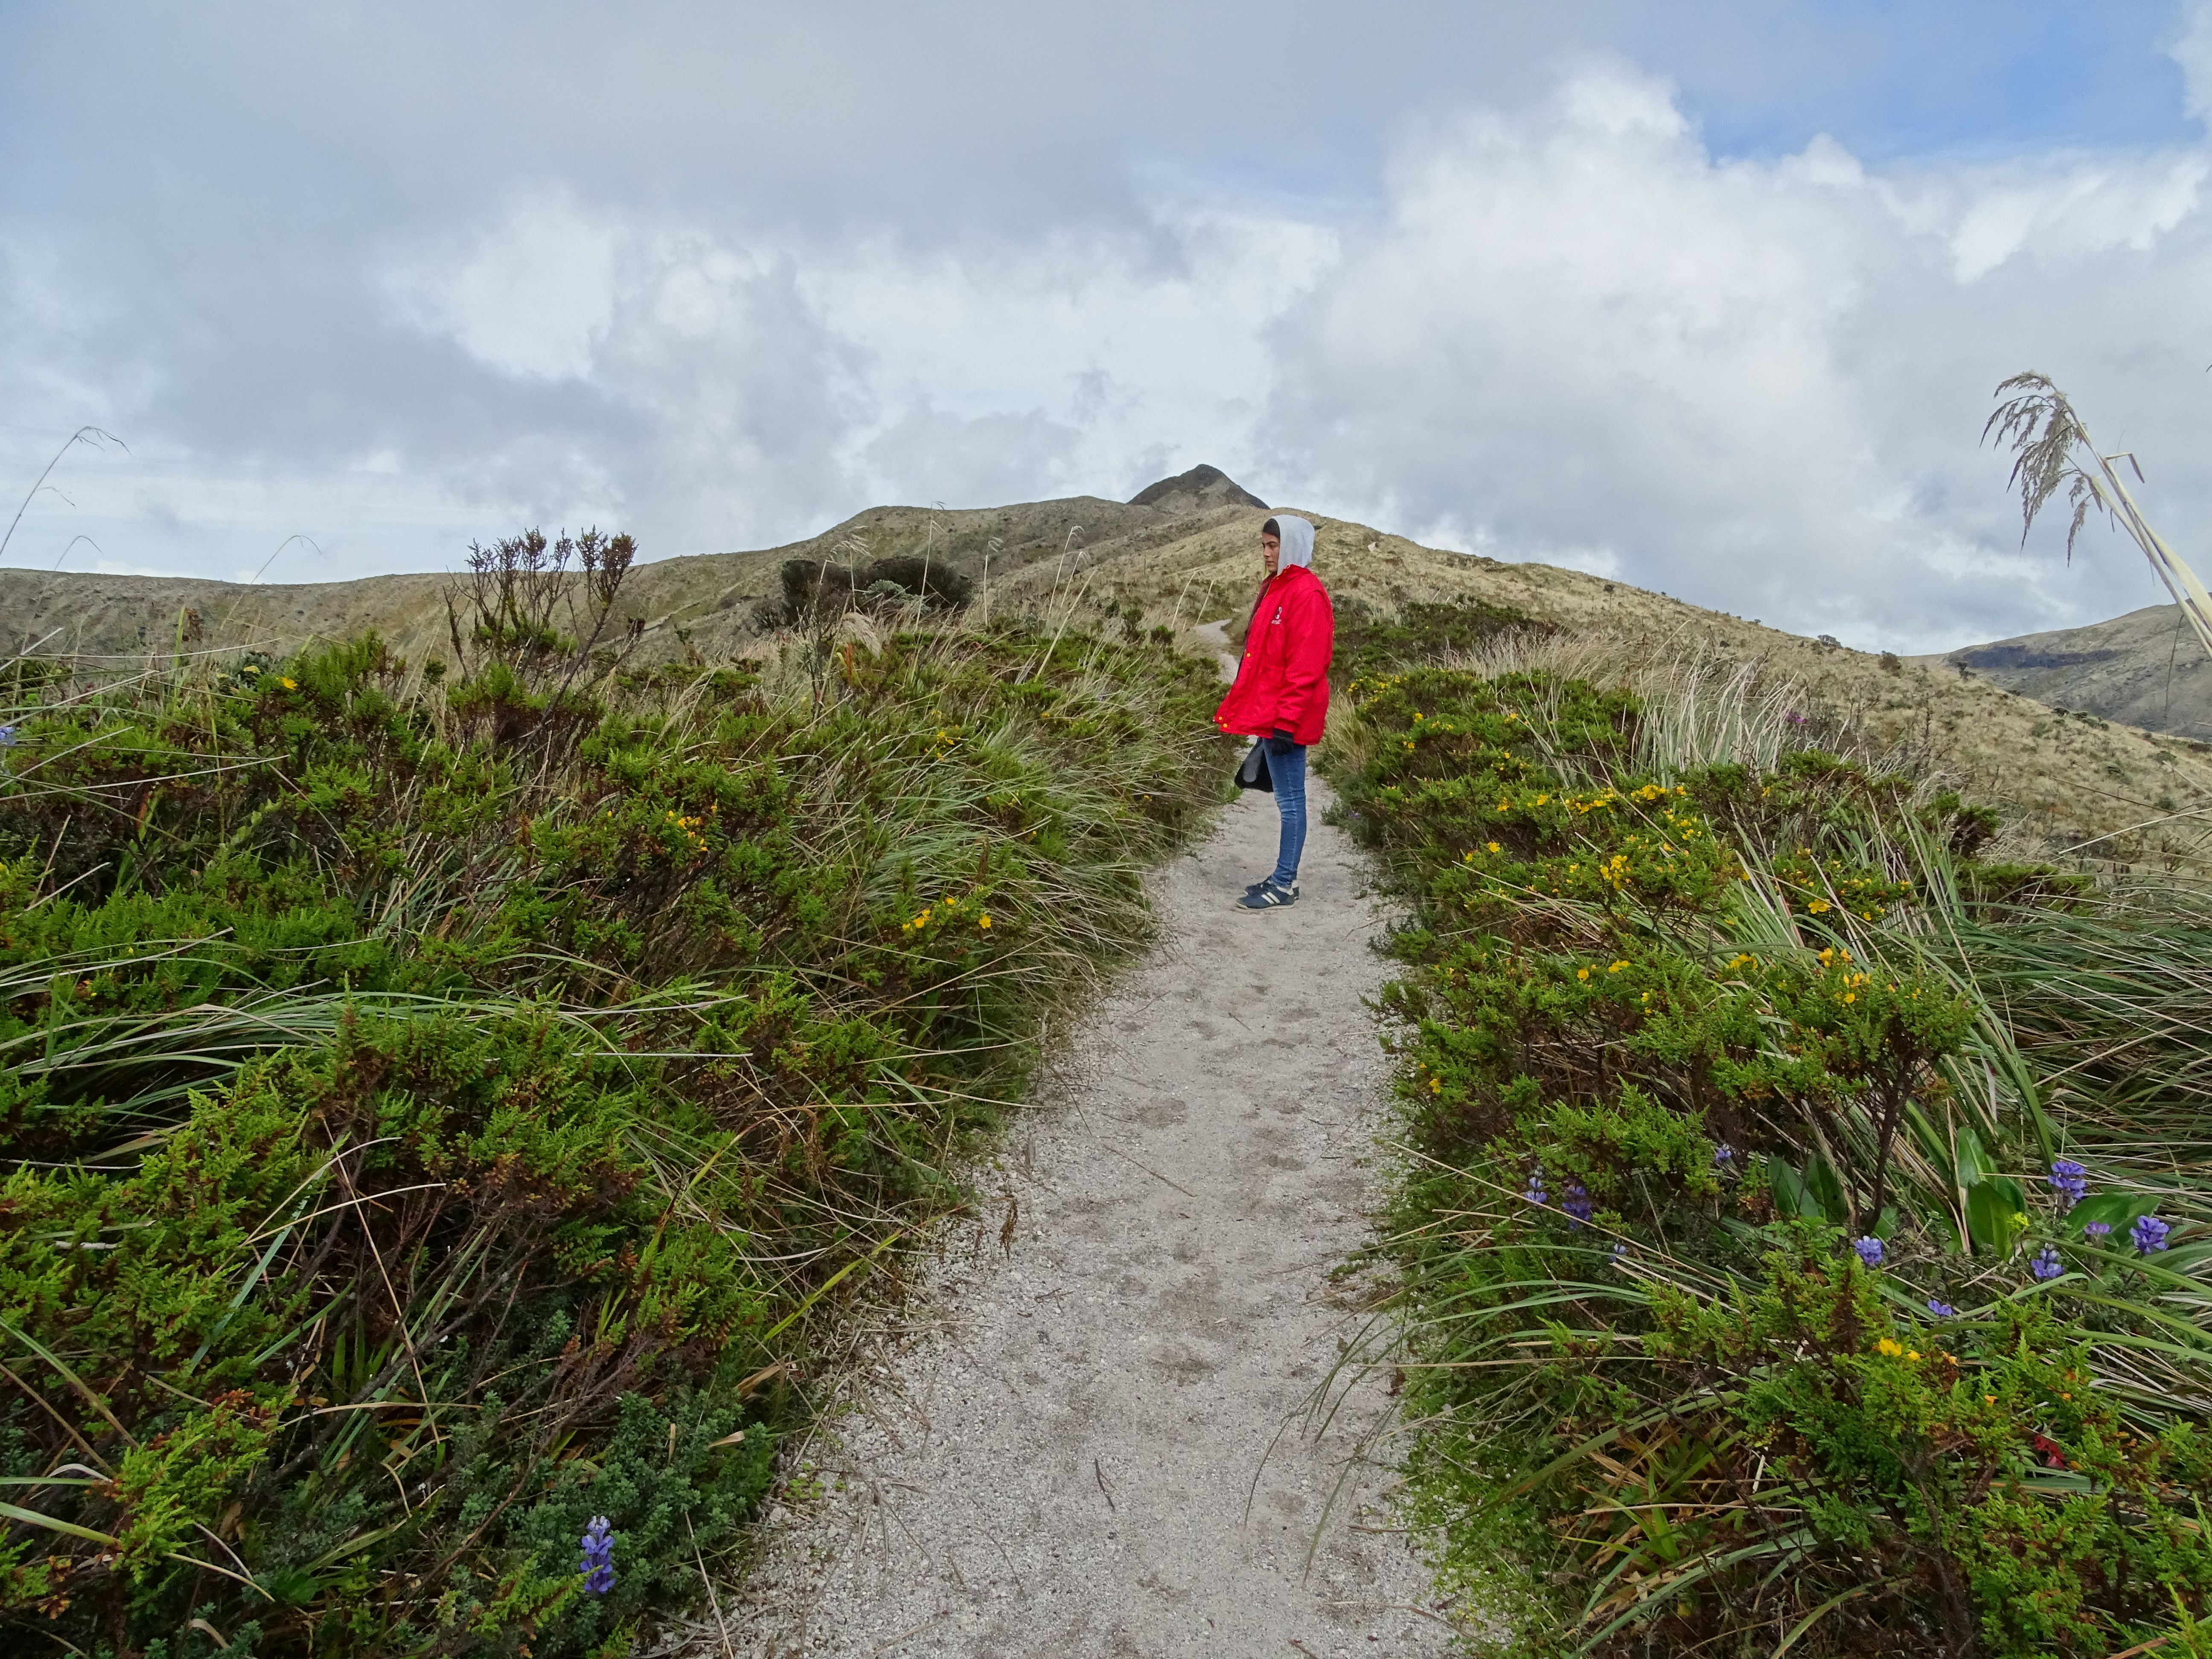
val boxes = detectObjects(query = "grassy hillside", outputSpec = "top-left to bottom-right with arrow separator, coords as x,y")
0,563 -> 1225,1656
16,476 -> 2211,876
1924,602 -> 2212,742
0,480 -> 1249,674
1327,636 -> 2212,1655
1042,515 -> 2212,876
17,469 -> 2212,1656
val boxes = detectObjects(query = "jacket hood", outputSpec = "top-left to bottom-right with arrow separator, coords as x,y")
1273,514 -> 1315,571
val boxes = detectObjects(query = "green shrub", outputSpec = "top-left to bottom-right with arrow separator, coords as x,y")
0,595 -> 1222,1656
1333,663 -> 2212,1656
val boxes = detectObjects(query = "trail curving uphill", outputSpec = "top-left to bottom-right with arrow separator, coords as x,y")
714,701 -> 1450,1656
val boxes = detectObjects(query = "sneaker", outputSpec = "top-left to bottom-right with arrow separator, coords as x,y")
1237,881 -> 1298,910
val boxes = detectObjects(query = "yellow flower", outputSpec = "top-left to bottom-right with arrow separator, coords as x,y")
1487,841 -> 1501,853
1808,899 -> 1831,914
279,676 -> 298,690
979,914 -> 992,929
1576,967 -> 1590,981
1876,1338 -> 1903,1356
1907,1350 -> 1921,1361
1608,960 -> 1628,973
1428,1076 -> 1442,1094
1842,992 -> 1856,1004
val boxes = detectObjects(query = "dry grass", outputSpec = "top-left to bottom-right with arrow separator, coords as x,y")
1047,515 -> 2212,876
13,489 -> 2209,873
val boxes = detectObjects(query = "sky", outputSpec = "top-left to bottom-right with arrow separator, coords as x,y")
9,0 -> 2212,649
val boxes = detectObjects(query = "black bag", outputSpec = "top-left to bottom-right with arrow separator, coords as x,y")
1234,740 -> 1273,794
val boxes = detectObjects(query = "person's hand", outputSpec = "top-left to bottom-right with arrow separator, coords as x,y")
1265,730 -> 1297,758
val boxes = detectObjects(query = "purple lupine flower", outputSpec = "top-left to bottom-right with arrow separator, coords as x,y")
1712,1143 -> 1735,1171
1522,1164 -> 1548,1208
1852,1236 -> 1884,1269
2030,1246 -> 2064,1282
1610,1242 -> 1628,1260
2082,1221 -> 2113,1242
1926,1299 -> 1956,1318
1562,1181 -> 1592,1227
2047,1160 -> 2088,1206
2133,1214 -> 2171,1254
580,1515 -> 614,1595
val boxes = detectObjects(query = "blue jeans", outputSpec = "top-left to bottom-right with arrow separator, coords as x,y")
1266,737 -> 1307,888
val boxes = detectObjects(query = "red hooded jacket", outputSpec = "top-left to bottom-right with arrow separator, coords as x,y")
1214,564 -> 1334,745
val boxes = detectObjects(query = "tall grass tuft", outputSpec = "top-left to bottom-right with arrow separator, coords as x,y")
1988,372 -> 2212,665
0,542 -> 1226,1657
1327,625 -> 2212,1657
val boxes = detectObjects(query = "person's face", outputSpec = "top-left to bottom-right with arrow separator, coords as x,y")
1261,532 -> 1280,576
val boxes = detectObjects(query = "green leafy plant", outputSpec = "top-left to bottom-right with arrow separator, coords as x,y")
1328,647 -> 2212,1657
0,543 -> 1225,1657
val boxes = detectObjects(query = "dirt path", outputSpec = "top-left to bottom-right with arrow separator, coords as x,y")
710,770 -> 1449,1658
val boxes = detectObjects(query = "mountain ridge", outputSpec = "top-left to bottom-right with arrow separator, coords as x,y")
10,469 -> 2212,870
1918,602 -> 2212,740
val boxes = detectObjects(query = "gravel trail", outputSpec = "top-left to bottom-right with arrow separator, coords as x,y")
714,779 -> 1450,1659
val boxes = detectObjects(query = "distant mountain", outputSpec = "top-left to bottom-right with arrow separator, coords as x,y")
1923,603 -> 2212,740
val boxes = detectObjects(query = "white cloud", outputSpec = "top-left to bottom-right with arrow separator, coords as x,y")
1268,67 -> 1883,619
373,200 -> 1342,538
385,190 -> 619,381
1933,154 -> 2208,281
2172,0 -> 2212,123
591,242 -> 865,550
810,211 -> 1339,503
20,12 -> 2212,656
862,403 -> 1086,509
1263,60 -> 2212,649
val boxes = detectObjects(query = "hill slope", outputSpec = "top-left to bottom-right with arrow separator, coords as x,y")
10,470 -> 2212,870
999,504 -> 2212,872
1921,602 -> 2212,740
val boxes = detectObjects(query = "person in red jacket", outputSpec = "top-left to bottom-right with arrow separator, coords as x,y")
1215,513 -> 1334,909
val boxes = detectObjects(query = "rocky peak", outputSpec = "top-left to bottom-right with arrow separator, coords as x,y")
1127,464 -> 1268,512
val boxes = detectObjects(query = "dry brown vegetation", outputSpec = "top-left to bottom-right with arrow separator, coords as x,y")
1049,508 -> 2212,876
12,476 -> 2210,871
